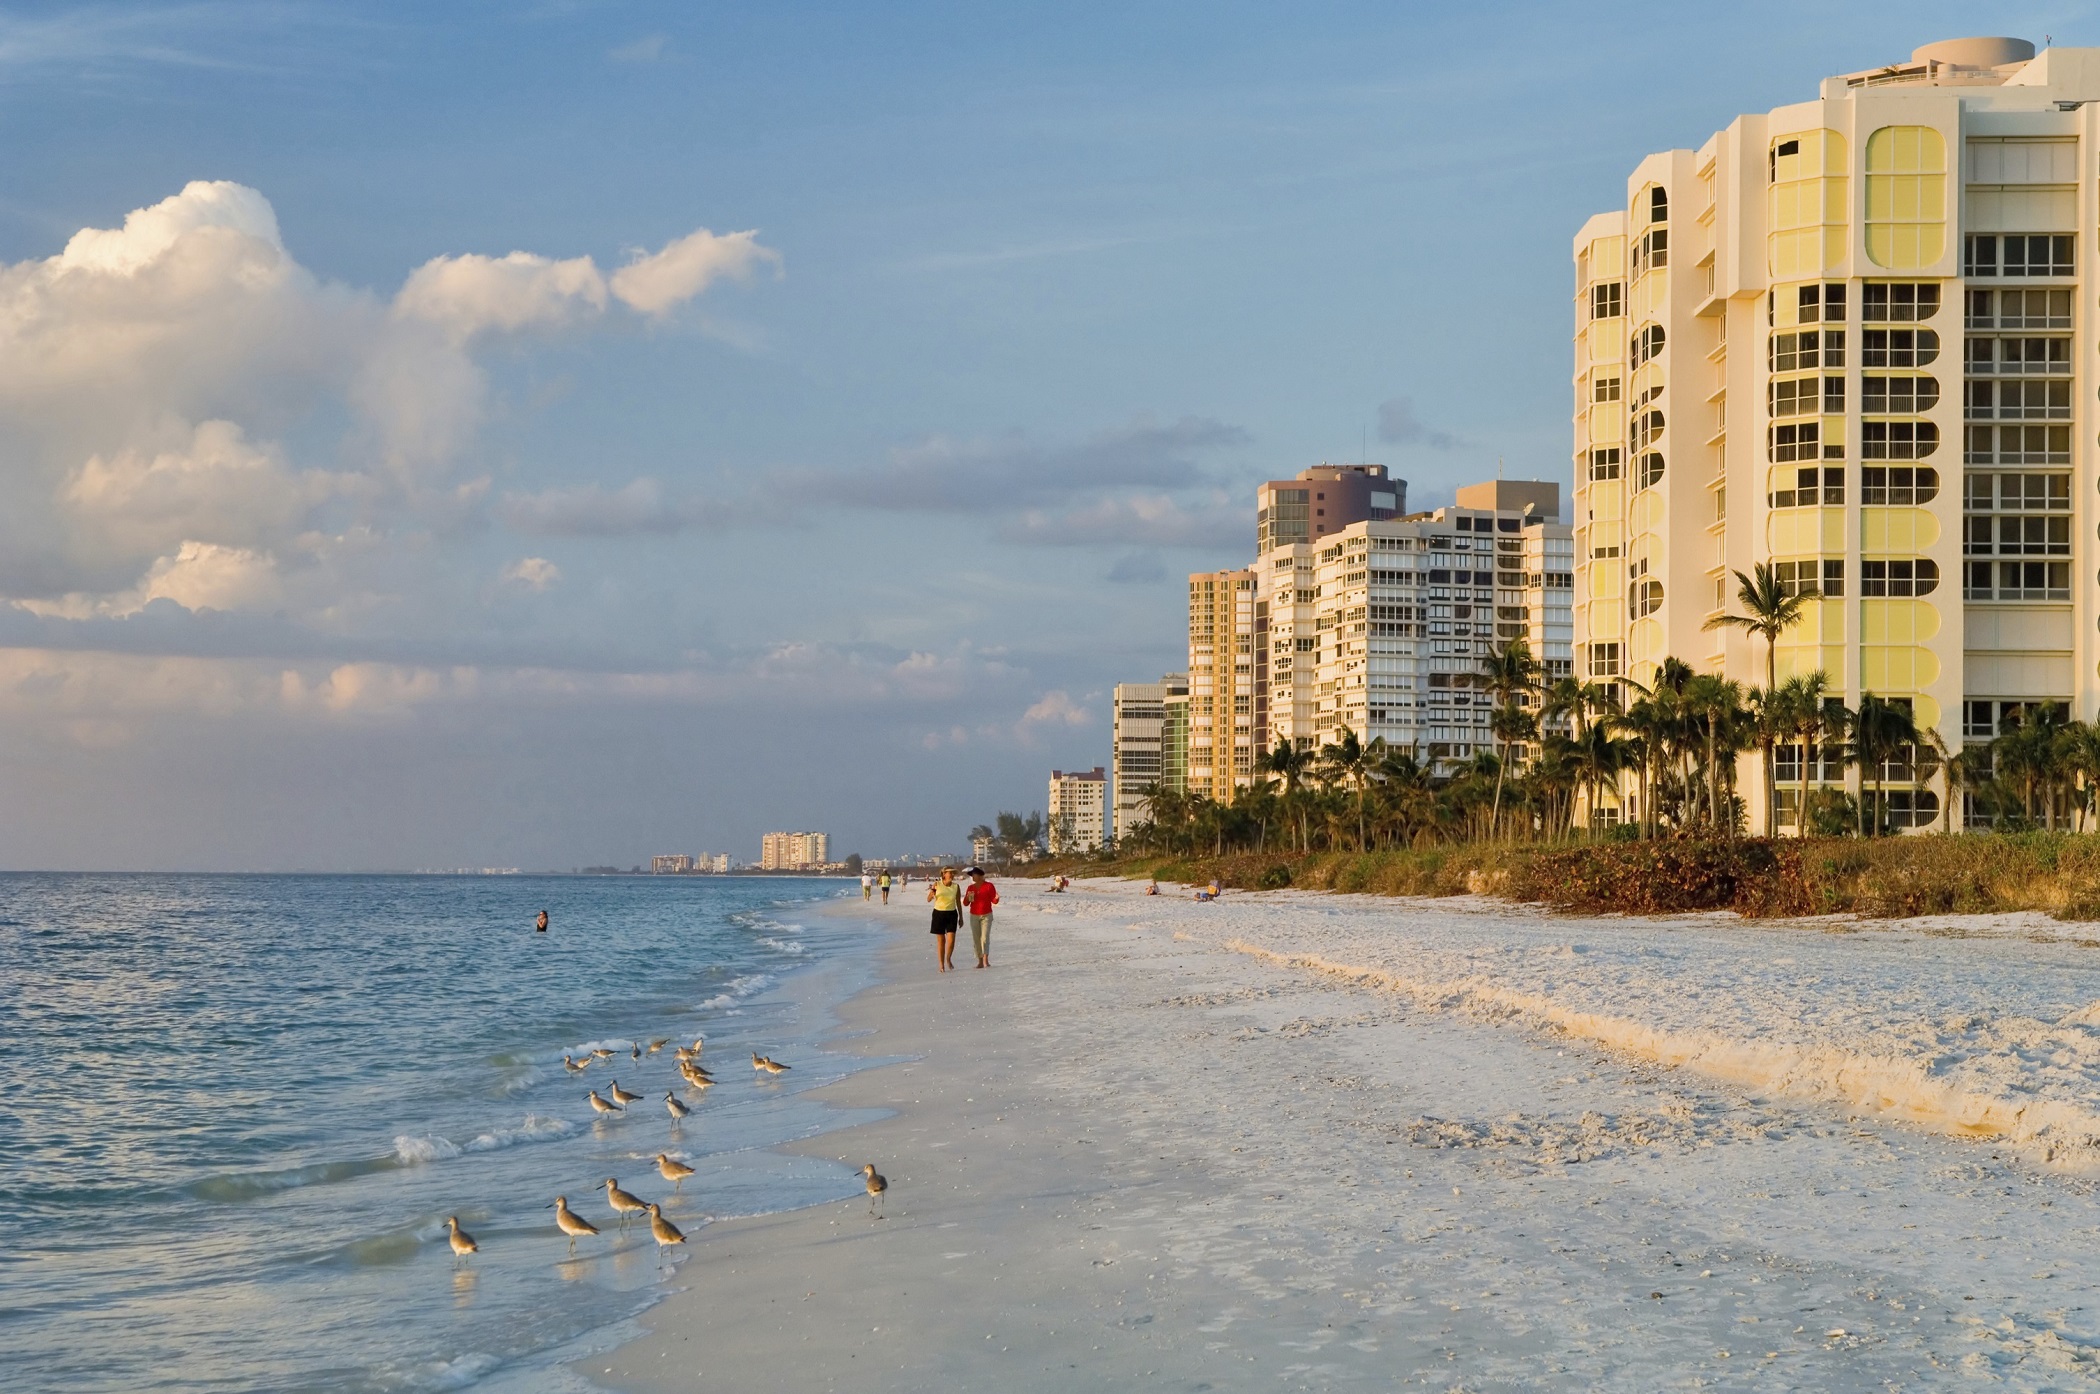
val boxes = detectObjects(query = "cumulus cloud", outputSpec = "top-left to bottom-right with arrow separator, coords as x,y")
0,180 -> 778,615
1377,396 -> 1460,450
500,557 -> 562,591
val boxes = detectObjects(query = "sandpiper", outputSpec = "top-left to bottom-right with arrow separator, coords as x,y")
603,1177 -> 649,1228
608,1080 -> 642,1106
551,1195 -> 600,1254
759,1056 -> 790,1074
562,1054 -> 588,1073
444,1215 -> 479,1262
655,1153 -> 696,1190
586,1088 -> 622,1115
665,1091 -> 690,1121
630,1042 -> 641,1061
645,1202 -> 685,1261
647,1038 -> 671,1054
589,1048 -> 615,1061
862,1163 -> 887,1216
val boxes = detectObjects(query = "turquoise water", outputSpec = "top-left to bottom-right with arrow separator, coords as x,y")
0,874 -> 877,1392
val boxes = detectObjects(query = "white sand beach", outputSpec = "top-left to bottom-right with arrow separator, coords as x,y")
591,879 -> 2100,1390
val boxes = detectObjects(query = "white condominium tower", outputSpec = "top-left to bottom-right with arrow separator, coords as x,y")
1047,767 -> 1107,853
1573,36 -> 2100,831
1111,674 -> 1188,839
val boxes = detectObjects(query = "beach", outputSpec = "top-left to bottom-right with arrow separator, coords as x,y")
594,878 -> 2100,1391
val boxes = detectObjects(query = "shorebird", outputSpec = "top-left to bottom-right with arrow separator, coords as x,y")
690,1037 -> 706,1054
630,1042 -> 642,1062
586,1088 -> 622,1115
608,1079 -> 643,1106
550,1195 -> 600,1254
603,1177 -> 649,1228
562,1054 -> 588,1073
665,1091 -> 690,1122
444,1215 -> 479,1263
645,1202 -> 685,1262
862,1163 -> 887,1217
681,1068 -> 714,1091
684,1059 -> 716,1079
647,1038 -> 671,1054
751,1051 -> 767,1071
759,1056 -> 791,1074
589,1047 -> 615,1060
655,1153 -> 696,1190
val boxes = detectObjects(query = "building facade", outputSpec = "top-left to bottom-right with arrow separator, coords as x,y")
1573,35 -> 2100,830
759,831 -> 829,870
651,854 -> 695,874
1271,487 -> 1574,765
1047,768 -> 1107,853
1111,673 -> 1189,839
1185,570 -> 1264,799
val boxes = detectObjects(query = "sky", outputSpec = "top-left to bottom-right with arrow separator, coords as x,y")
0,0 -> 2083,870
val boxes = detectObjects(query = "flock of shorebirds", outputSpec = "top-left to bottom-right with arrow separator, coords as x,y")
437,1034 -> 888,1270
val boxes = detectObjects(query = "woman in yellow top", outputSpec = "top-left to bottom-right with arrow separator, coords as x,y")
925,867 -> 962,972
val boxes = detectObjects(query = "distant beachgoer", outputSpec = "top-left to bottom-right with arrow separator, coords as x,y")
861,872 -> 874,901
926,868 -> 961,972
963,867 -> 999,969
535,910 -> 549,933
1145,879 -> 1159,896
877,871 -> 892,904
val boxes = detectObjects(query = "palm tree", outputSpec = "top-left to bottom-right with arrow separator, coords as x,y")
1317,730 -> 1382,851
1704,563 -> 1816,835
1263,738 -> 1316,851
1567,722 -> 1632,837
1849,695 -> 1920,837
1480,639 -> 1542,835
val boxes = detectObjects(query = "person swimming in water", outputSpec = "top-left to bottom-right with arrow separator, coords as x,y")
535,909 -> 549,933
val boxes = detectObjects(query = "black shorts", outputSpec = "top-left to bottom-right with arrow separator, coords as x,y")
930,909 -> 959,935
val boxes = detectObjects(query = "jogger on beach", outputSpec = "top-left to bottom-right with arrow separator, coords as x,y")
877,871 -> 891,904
926,867 -> 961,972
963,867 -> 998,968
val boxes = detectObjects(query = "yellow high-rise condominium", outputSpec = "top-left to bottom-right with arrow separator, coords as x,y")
1573,36 -> 2100,833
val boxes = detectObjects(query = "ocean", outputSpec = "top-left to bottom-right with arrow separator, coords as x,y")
0,873 -> 881,1393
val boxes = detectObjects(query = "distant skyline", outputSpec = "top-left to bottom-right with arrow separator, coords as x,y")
0,1 -> 2066,868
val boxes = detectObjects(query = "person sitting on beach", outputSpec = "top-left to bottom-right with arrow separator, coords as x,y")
925,867 -> 962,972
1145,878 -> 1159,896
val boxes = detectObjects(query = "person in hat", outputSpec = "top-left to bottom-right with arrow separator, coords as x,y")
962,866 -> 1000,969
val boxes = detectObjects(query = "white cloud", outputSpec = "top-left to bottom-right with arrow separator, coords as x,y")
501,557 -> 562,591
1020,690 -> 1091,728
609,228 -> 782,316
393,251 -> 609,344
63,419 -> 345,558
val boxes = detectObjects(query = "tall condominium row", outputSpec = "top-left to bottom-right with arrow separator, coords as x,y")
1099,466 -> 1575,836
1573,35 -> 2100,830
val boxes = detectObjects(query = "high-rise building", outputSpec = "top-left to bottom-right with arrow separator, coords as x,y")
759,831 -> 829,870
1047,768 -> 1107,853
651,854 -> 695,874
1111,673 -> 1188,839
1255,462 -> 1404,553
1185,570 -> 1265,799
1573,35 -> 2098,831
1269,488 -> 1573,765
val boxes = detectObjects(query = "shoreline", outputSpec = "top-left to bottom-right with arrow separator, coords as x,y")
583,879 -> 2100,1389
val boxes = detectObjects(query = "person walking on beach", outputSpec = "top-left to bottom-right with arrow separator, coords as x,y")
963,866 -> 999,968
925,867 -> 962,972
861,871 -> 874,901
877,870 -> 892,904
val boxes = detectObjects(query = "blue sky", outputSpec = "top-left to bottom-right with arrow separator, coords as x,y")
0,1 -> 2076,869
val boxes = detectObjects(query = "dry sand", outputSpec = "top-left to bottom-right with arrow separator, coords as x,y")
588,879 -> 2100,1390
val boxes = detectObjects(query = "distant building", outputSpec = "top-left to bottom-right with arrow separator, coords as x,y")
700,853 -> 733,874
1047,768 -> 1107,854
970,833 -> 996,864
651,854 -> 695,874
1186,570 -> 1263,800
760,831 -> 829,870
1255,462 -> 1402,554
1112,673 -> 1187,839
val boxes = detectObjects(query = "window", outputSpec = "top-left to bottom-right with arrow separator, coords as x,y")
1865,126 -> 1947,269
1861,376 -> 1939,414
1770,132 -> 1848,280
1633,226 -> 1669,277
1589,282 -> 1623,320
1964,560 -> 2071,601
1797,283 -> 1846,323
1631,322 -> 1665,367
1964,379 -> 2070,419
1587,447 -> 1621,481
1964,336 -> 2071,376
1769,378 -> 1818,417
1965,513 -> 2071,556
1862,328 -> 1939,367
1588,644 -> 1621,678
1591,375 -> 1621,404
1860,559 -> 1939,596
1859,466 -> 1937,504
1964,471 -> 2071,512
1964,234 -> 2074,277
1650,186 -> 1668,223
1768,421 -> 1823,462
1635,452 -> 1665,490
1767,329 -> 1845,371
1630,578 -> 1664,618
1965,288 -> 2071,329
1864,283 -> 1941,322
1861,421 -> 1938,459
1771,559 -> 1841,597
1964,425 -> 2071,465
1769,465 -> 1844,508
1631,410 -> 1665,451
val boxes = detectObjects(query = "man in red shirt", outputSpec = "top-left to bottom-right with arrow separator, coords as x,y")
962,867 -> 1000,969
